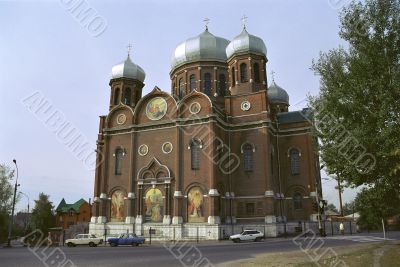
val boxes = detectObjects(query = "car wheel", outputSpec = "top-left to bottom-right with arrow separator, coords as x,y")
67,242 -> 74,247
89,242 -> 95,247
254,237 -> 261,242
110,242 -> 117,247
234,238 -> 240,243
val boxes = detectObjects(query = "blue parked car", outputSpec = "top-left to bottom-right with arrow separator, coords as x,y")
108,234 -> 145,247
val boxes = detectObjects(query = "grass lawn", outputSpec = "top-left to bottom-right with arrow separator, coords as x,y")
219,241 -> 400,267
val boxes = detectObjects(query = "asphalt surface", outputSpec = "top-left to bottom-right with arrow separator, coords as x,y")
1,232 -> 399,267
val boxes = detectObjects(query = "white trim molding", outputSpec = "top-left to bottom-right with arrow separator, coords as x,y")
264,190 -> 274,197
208,189 -> 220,196
174,191 -> 183,198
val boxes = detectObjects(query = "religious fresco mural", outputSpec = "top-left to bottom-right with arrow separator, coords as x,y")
187,187 -> 205,223
145,188 -> 163,222
111,190 -> 125,222
146,97 -> 167,120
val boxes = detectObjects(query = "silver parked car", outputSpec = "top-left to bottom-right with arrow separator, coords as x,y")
65,234 -> 103,247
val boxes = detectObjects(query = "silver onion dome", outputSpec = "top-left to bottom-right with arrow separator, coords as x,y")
268,81 -> 289,104
171,29 -> 230,72
226,28 -> 267,59
111,55 -> 146,82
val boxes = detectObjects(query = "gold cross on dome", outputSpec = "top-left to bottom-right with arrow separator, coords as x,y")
241,15 -> 248,29
203,18 -> 210,30
127,43 -> 132,57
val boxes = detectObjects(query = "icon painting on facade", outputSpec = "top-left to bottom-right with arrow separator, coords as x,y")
145,188 -> 163,222
111,190 -> 125,222
146,97 -> 167,120
188,187 -> 205,223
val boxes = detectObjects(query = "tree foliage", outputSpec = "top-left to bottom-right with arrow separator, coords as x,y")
326,203 -> 339,213
30,193 -> 55,236
310,0 -> 400,190
0,164 -> 15,242
355,185 -> 400,229
342,201 -> 356,216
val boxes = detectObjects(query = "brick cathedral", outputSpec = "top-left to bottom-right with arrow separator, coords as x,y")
89,24 -> 322,239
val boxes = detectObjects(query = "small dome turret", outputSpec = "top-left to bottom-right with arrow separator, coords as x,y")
226,28 -> 267,60
268,81 -> 289,104
111,55 -> 145,83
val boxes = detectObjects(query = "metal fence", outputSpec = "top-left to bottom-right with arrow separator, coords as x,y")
98,220 -> 359,244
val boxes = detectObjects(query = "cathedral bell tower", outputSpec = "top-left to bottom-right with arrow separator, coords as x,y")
226,22 -> 268,96
109,46 -> 146,110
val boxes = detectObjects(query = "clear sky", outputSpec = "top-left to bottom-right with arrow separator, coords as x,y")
0,0 -> 357,212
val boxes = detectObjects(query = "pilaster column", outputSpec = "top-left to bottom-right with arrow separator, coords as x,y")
197,67 -> 202,92
163,183 -> 171,224
213,67 -> 218,95
172,191 -> 183,224
125,192 -> 135,223
207,189 -> 220,224
135,184 -> 143,224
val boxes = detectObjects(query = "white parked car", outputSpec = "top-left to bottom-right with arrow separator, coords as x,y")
65,234 -> 103,247
230,230 -> 264,243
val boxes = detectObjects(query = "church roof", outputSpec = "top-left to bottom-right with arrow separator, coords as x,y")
111,55 -> 146,82
171,29 -> 229,72
226,28 -> 267,59
268,80 -> 289,104
277,108 -> 312,124
56,198 -> 87,213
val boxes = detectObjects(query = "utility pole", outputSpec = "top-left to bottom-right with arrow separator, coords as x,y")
337,175 -> 343,217
7,159 -> 19,247
19,191 -> 30,232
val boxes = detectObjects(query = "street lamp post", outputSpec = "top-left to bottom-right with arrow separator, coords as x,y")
7,159 -> 20,247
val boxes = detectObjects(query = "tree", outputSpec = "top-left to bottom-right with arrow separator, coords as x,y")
342,201 -> 355,216
326,203 -> 339,213
309,0 -> 400,205
355,185 -> 400,230
0,164 -> 15,243
30,193 -> 55,236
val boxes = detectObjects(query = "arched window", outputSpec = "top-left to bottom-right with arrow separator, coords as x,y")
204,73 -> 212,96
240,63 -> 248,83
179,78 -> 184,98
218,74 -> 226,97
293,193 -> 303,210
253,63 -> 260,83
231,67 -> 236,86
114,88 -> 120,105
115,148 -> 123,175
243,143 -> 254,172
123,88 -> 131,105
189,74 -> 196,91
190,139 -> 201,170
290,148 -> 301,175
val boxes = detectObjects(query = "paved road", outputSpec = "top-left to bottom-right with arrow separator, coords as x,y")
1,232 -> 399,267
